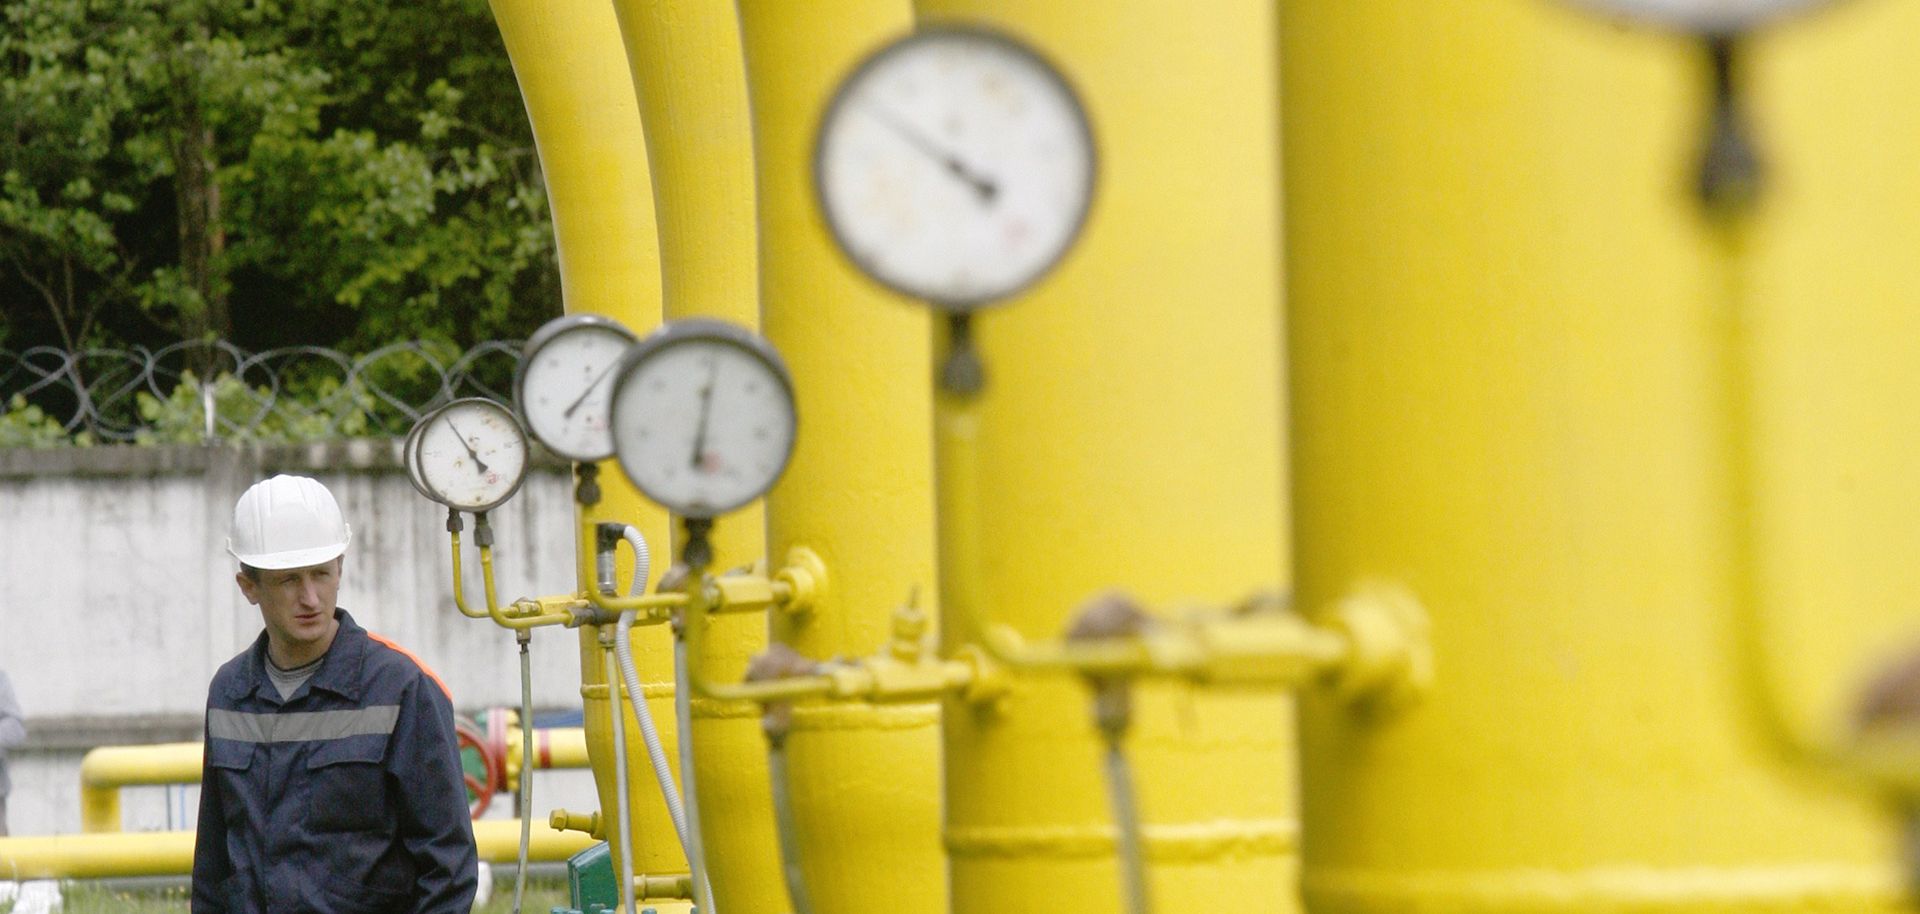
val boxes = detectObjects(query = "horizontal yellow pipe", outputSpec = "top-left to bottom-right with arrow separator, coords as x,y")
82,734 -> 592,833
0,820 -> 591,878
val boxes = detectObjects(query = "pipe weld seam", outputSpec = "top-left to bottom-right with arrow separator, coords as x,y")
945,817 -> 1298,862
787,702 -> 939,732
580,682 -> 677,701
1303,864 -> 1906,911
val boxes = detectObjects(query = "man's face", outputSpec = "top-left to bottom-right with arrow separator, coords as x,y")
237,558 -> 342,661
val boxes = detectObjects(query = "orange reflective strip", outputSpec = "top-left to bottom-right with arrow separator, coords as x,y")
366,631 -> 454,702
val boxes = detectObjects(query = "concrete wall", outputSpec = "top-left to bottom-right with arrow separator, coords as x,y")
0,441 -> 615,836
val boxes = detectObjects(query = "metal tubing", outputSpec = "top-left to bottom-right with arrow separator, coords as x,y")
603,641 -> 639,914
513,634 -> 534,914
673,632 -> 718,913
766,740 -> 815,914
448,528 -> 489,619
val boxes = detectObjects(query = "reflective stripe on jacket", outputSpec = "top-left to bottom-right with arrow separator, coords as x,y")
191,609 -> 478,914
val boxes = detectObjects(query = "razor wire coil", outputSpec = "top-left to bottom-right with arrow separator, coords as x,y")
0,339 -> 523,445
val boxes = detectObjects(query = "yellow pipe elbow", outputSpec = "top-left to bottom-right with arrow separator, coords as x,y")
78,742 -> 204,833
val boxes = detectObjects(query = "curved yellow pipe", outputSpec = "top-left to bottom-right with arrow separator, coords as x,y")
79,742 -> 203,833
485,0 -> 682,885
608,1 -> 781,907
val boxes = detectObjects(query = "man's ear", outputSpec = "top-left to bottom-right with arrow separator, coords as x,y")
235,571 -> 261,606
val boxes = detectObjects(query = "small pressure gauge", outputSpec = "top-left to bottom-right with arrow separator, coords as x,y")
1562,0 -> 1839,31
814,26 -> 1097,310
515,314 -> 639,461
411,398 -> 530,512
608,319 -> 797,518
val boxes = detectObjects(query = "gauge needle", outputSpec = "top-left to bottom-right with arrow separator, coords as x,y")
563,361 -> 622,419
444,417 -> 490,474
689,355 -> 719,470
860,104 -> 998,204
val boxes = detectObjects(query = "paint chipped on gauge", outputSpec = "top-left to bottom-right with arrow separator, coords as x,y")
609,319 -> 797,518
516,314 -> 639,462
410,398 -> 531,512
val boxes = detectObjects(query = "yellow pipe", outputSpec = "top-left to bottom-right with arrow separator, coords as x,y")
732,0 -> 943,902
491,0 -> 686,883
78,742 -> 202,833
913,2 -> 1296,911
607,3 -> 780,901
447,529 -> 489,620
0,821 -> 591,879
1282,2 -> 1906,910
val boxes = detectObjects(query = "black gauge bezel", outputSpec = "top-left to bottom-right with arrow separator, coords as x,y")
514,313 -> 640,462
812,23 -> 1099,312
608,318 -> 798,518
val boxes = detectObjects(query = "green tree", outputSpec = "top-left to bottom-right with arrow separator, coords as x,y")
0,0 -> 556,373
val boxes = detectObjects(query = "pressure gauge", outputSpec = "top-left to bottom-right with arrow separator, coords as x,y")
1562,0 -> 1839,32
515,314 -> 639,461
410,398 -> 530,512
608,319 -> 797,518
814,26 -> 1097,310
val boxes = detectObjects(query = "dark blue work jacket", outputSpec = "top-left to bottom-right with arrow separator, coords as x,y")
191,610 -> 478,914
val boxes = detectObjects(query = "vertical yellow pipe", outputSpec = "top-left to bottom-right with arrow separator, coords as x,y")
1284,3 -> 1904,911
607,2 -> 781,908
486,0 -> 682,896
916,2 -> 1295,911
735,1 -> 944,911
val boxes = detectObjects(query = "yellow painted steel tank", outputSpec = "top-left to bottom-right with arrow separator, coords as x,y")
735,0 -> 949,910
1283,1 -> 1912,910
487,0 -> 684,900
915,0 -> 1299,910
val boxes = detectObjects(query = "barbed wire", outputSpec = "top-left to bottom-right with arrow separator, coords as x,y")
0,339 -> 523,444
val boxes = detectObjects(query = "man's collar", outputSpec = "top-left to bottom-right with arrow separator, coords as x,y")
225,609 -> 368,703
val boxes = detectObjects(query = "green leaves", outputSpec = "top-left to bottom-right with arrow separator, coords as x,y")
0,0 -> 557,395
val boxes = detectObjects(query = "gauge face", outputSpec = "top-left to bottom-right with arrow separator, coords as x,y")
516,314 -> 638,461
815,26 -> 1097,310
412,398 -> 530,512
609,319 -> 797,518
1562,0 -> 1839,31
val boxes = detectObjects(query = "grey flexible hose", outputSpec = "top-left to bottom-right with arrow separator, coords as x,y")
512,635 -> 533,914
1103,739 -> 1151,914
610,528 -> 693,854
605,643 -> 637,914
674,633 -> 718,913
768,740 -> 815,914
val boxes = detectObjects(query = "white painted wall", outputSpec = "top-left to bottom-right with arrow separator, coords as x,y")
0,442 -> 620,836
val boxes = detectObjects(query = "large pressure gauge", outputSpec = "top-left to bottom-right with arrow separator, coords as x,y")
814,26 -> 1097,310
515,314 -> 638,461
1562,0 -> 1840,31
410,398 -> 530,512
609,319 -> 797,518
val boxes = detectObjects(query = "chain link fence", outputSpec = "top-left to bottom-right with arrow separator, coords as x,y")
0,340 -> 523,446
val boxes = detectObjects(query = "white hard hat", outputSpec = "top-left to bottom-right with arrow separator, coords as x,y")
227,474 -> 352,570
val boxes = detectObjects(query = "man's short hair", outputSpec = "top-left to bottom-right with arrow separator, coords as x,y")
241,564 -> 263,582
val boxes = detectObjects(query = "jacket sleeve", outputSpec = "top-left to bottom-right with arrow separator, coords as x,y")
390,675 -> 479,914
0,671 -> 26,751
190,712 -> 232,914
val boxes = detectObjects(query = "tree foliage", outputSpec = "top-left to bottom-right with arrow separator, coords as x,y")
0,0 -> 558,365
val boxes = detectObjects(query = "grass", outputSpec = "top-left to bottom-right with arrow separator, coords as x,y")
46,878 -> 571,913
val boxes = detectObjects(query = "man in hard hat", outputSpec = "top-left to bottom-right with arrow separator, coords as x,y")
191,474 -> 477,914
